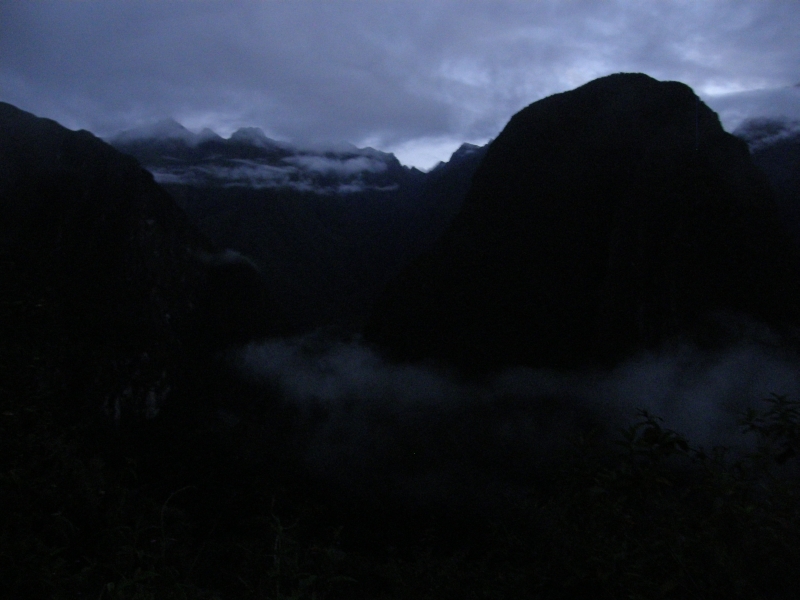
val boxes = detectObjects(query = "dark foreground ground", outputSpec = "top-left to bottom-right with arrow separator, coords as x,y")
3,287 -> 800,600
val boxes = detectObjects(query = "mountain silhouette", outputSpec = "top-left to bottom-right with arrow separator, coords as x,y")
112,128 -> 486,331
365,73 -> 800,372
0,102 -> 284,420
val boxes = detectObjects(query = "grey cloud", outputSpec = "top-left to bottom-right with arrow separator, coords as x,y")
151,161 -> 296,189
335,183 -> 364,194
150,170 -> 201,186
283,155 -> 387,176
337,182 -> 398,194
731,115 -> 800,151
111,118 -> 224,146
152,156 -> 393,194
704,86 -> 800,133
229,127 -> 289,149
239,333 -> 800,455
1,1 -> 799,166
233,332 -> 800,508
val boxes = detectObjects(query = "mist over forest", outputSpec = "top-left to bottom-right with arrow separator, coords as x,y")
3,73 -> 800,598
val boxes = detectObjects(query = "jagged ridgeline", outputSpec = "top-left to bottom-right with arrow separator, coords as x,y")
109,121 -> 488,332
0,102 -> 285,419
366,73 -> 800,372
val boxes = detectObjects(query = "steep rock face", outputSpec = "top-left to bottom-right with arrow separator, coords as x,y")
411,143 -> 489,252
365,73 -> 800,371
735,118 -> 800,245
0,102 -> 284,419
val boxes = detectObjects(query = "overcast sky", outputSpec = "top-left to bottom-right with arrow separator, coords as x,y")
2,1 -> 799,169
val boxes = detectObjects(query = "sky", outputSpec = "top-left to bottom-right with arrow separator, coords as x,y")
2,0 -> 799,170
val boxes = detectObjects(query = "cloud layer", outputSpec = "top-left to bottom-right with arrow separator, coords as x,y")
2,1 -> 799,167
149,151 -> 395,194
231,332 -> 800,509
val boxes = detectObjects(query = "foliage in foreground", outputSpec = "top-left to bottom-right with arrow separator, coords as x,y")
2,320 -> 800,600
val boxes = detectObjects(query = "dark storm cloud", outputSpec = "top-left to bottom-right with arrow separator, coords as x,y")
2,1 -> 799,167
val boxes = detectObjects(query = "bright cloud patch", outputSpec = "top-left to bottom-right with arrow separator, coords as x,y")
283,155 -> 388,176
733,117 -> 800,151
152,153 -> 394,195
387,136 -> 489,172
152,161 -> 295,189
703,86 -> 800,133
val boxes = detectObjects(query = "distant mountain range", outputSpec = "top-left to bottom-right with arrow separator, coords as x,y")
109,119 -> 418,195
106,88 -> 800,365
109,124 -> 487,331
4,72 -> 799,397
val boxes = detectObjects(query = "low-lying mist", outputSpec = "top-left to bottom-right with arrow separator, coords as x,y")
228,329 -> 800,517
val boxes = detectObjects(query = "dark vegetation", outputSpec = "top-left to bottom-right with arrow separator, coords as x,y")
3,74 -> 800,598
5,321 -> 800,599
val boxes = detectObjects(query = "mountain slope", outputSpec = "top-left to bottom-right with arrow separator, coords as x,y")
735,118 -> 800,245
112,127 -> 486,330
0,101 -> 284,420
365,73 -> 800,372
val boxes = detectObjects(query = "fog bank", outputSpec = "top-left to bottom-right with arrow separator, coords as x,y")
231,332 -> 800,511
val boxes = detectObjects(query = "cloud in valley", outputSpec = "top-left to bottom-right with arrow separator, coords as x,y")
283,155 -> 388,176
152,154 -> 393,194
151,161 -> 295,188
232,332 -> 800,508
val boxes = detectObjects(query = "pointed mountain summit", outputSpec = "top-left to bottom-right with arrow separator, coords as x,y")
365,73 -> 800,372
229,126 -> 280,148
449,142 -> 483,163
111,118 -> 201,144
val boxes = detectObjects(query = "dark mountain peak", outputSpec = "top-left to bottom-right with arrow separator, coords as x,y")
229,126 -> 279,147
198,127 -> 225,143
108,119 -> 231,151
151,117 -> 187,134
366,73 -> 800,372
352,145 -> 396,162
449,142 -> 484,163
1,101 -> 285,420
110,117 -> 198,145
1,100 -> 69,132
429,142 -> 489,175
